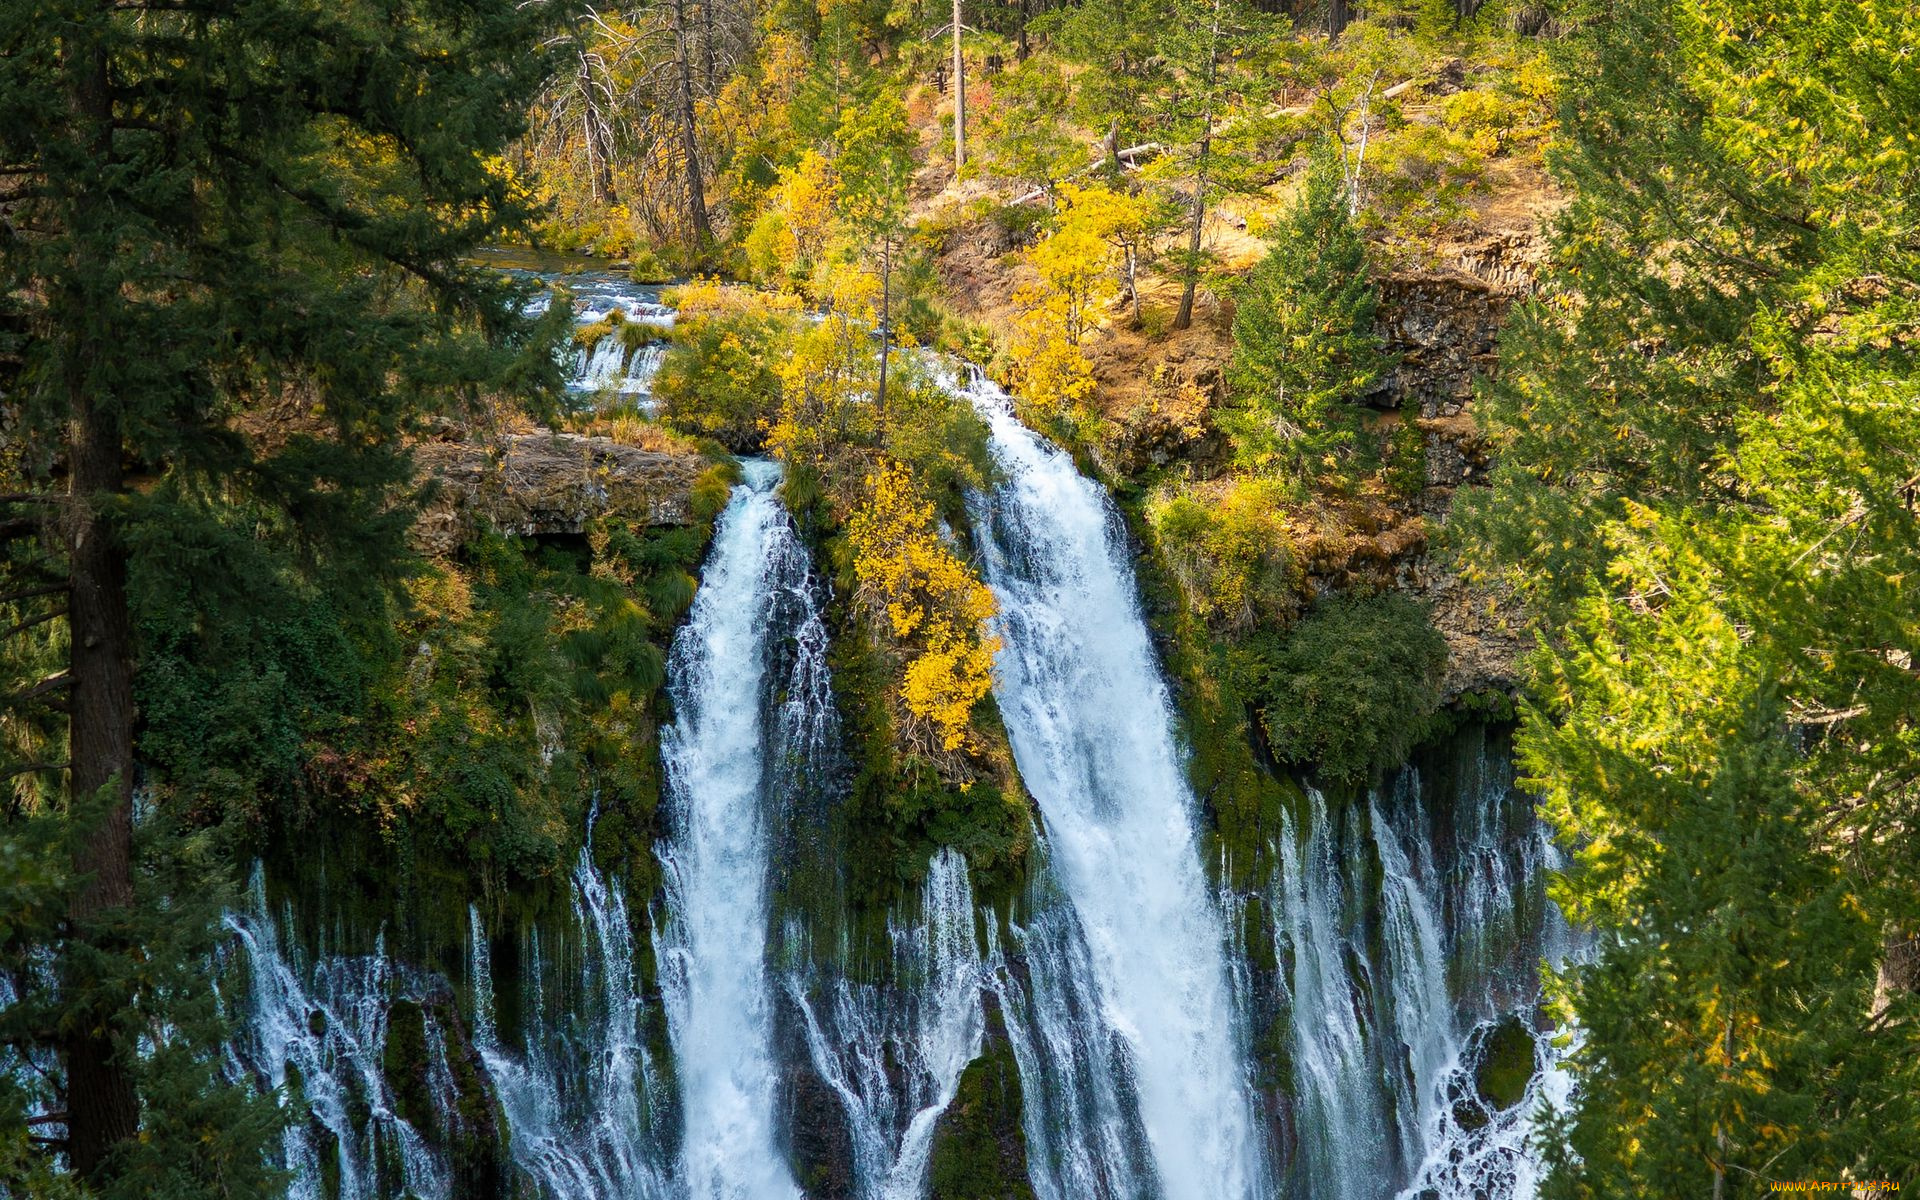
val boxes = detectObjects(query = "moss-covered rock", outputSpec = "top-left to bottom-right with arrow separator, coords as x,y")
382,999 -> 438,1140
430,991 -> 513,1200
928,1004 -> 1034,1200
1474,1015 -> 1537,1112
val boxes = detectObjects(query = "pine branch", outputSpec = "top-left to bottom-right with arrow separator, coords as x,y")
1,673 -> 71,709
1,762 -> 69,779
3,608 -> 65,639
0,584 -> 65,606
0,516 -> 44,540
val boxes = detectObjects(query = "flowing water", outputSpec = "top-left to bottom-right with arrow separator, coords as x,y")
962,370 -> 1270,1200
785,849 -> 987,1200
110,279 -> 1588,1200
480,250 -> 673,399
222,841 -> 673,1200
466,813 -> 676,1200
654,459 -> 812,1200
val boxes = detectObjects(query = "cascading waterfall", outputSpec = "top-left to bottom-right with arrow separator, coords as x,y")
223,837 -> 674,1200
1393,739 -> 1583,1200
570,331 -> 669,398
985,888 -> 1158,1200
1274,792 -> 1405,1198
653,459 -> 810,1200
465,814 -> 675,1200
223,869 -> 452,1200
1261,732 -> 1580,1200
785,848 -> 986,1200
962,370 -> 1269,1200
186,277 -> 1591,1200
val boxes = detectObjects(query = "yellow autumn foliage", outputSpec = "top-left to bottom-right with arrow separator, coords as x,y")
766,269 -> 882,488
1009,285 -> 1097,423
746,150 -> 840,284
847,461 -> 1000,752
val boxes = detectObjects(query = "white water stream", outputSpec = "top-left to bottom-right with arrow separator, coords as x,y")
963,371 -> 1270,1200
654,459 -> 808,1200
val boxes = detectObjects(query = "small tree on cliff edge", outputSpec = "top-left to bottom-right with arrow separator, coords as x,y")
0,0 -> 566,1185
1220,152 -> 1390,485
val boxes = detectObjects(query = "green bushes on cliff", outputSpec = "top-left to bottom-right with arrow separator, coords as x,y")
1255,592 -> 1447,788
134,456 -> 738,936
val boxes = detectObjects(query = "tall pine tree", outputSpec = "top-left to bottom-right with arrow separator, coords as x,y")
1221,150 -> 1390,483
0,0 -> 566,1185
1459,0 -> 1920,1190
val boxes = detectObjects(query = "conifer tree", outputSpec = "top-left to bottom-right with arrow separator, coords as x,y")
1460,0 -> 1920,1189
0,0 -> 565,1184
1153,0 -> 1270,330
1221,152 -> 1389,481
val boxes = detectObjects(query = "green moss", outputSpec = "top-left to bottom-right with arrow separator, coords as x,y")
1475,1015 -> 1538,1112
927,1012 -> 1034,1200
436,998 -> 512,1196
381,999 -> 437,1139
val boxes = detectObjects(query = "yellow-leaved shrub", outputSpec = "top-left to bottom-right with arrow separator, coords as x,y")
847,461 -> 1000,753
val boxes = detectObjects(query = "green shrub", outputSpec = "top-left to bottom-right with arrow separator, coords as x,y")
1258,592 -> 1447,785
653,302 -> 796,452
627,243 -> 674,284
1146,480 -> 1300,635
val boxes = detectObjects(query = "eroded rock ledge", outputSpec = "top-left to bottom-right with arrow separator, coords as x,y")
412,432 -> 705,555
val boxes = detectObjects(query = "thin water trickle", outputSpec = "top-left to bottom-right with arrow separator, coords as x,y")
787,848 -> 987,1200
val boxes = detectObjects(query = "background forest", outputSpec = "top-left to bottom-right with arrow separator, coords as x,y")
2,0 -> 1917,1193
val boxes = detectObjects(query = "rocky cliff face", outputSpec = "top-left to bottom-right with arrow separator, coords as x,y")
412,432 -> 706,554
1373,233 -> 1542,698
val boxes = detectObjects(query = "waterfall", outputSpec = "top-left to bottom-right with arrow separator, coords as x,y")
986,888 -> 1157,1200
1393,737 -> 1584,1200
962,372 -> 1269,1200
190,273 -> 1591,1200
223,869 -> 452,1200
466,813 -> 675,1200
654,458 -> 810,1200
1259,733 -> 1579,1200
785,848 -> 986,1200
1274,793 -> 1402,1198
223,838 -> 674,1200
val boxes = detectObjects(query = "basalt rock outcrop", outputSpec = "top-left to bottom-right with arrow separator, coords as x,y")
413,432 -> 705,554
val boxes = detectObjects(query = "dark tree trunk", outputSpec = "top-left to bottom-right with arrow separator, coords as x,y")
64,388 -> 140,1182
671,0 -> 713,252
59,15 -> 141,1181
1016,0 -> 1030,61
1329,0 -> 1351,38
702,0 -> 718,95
